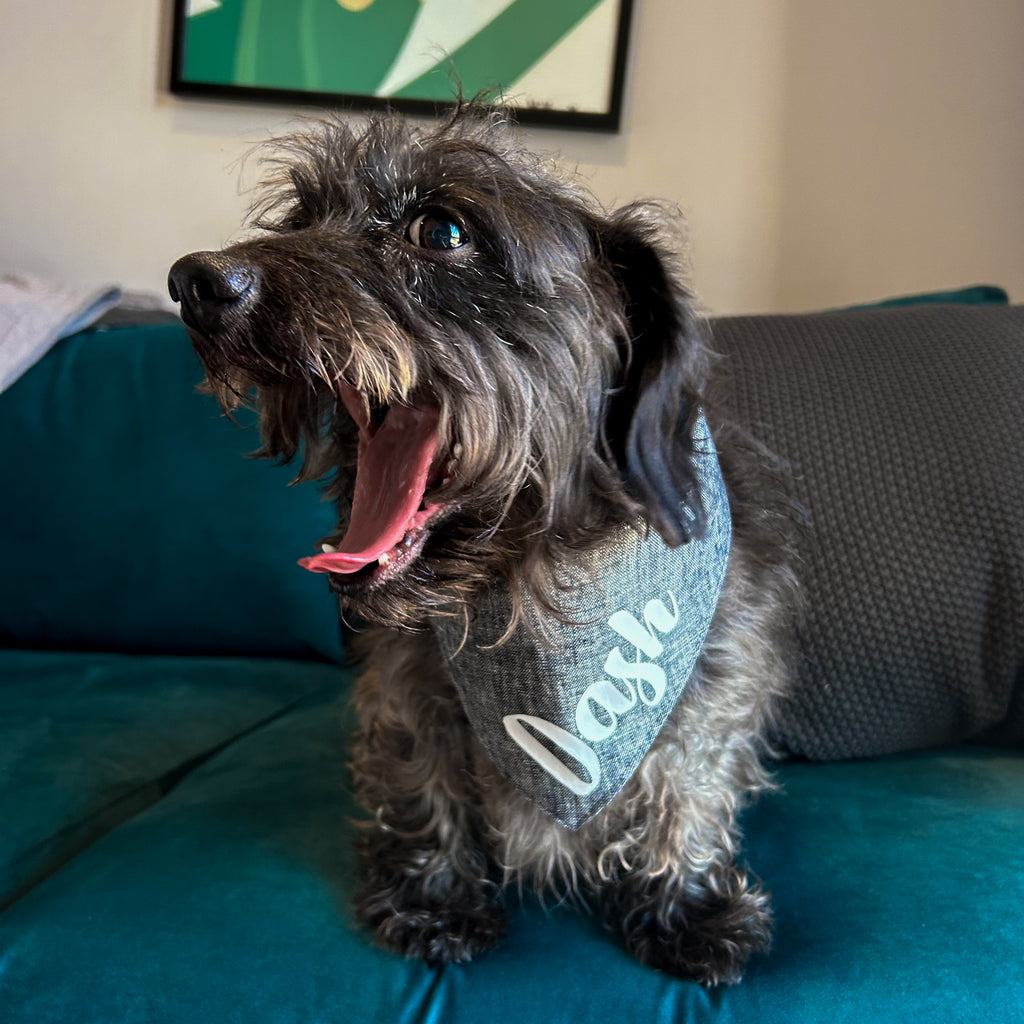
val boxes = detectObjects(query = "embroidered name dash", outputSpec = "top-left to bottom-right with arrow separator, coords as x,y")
502,593 -> 681,797
430,413 -> 731,830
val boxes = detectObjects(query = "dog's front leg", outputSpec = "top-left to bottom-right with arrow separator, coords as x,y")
597,732 -> 773,987
349,629 -> 505,966
603,849 -> 771,987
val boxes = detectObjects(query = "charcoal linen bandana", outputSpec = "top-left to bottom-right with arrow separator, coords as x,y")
430,414 -> 731,829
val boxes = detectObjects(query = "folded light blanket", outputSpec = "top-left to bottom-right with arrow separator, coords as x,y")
0,273 -> 122,392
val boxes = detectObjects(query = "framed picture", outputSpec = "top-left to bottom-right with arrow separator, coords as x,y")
169,0 -> 634,131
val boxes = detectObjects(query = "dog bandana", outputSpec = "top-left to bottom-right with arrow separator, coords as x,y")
430,414 -> 731,829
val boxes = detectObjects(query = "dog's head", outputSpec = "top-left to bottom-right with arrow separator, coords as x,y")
169,106 -> 711,628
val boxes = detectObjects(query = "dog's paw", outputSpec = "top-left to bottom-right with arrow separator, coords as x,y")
358,876 -> 507,967
605,872 -> 772,986
368,903 -> 507,967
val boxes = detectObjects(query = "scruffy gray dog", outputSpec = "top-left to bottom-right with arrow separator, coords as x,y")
168,105 -> 796,987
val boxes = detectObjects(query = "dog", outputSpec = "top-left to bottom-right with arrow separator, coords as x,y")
168,104 -> 797,987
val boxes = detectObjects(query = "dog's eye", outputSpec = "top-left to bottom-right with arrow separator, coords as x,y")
407,211 -> 467,251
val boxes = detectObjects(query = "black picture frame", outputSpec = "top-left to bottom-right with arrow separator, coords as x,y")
169,0 -> 633,132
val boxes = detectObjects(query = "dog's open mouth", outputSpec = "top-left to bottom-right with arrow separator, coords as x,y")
298,383 -> 449,586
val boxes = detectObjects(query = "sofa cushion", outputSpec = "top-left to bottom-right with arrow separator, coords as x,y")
0,648 -> 347,908
842,283 -> 1008,310
0,321 -> 342,662
0,680 -> 1019,1022
712,304 -> 1024,757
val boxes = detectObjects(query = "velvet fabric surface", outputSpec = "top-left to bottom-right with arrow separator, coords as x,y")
0,323 -> 342,662
1,676 -> 1020,1022
0,650 -> 346,911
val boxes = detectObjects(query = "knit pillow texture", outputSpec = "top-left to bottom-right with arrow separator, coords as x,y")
711,302 -> 1024,758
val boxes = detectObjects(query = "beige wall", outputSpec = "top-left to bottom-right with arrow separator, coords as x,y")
0,1 -> 1020,315
774,0 -> 1024,311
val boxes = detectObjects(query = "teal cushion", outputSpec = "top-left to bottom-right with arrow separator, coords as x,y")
1,678 -> 1020,1022
842,283 -> 1009,310
0,322 -> 342,661
0,649 -> 348,907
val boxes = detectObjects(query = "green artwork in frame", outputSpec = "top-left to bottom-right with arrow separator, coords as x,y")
170,0 -> 634,131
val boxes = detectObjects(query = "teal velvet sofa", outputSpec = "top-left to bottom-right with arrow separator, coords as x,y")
1,306 -> 1022,1023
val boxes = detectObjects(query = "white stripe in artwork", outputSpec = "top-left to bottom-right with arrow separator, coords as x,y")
186,0 -> 222,16
503,0 -> 617,114
374,0 -> 516,97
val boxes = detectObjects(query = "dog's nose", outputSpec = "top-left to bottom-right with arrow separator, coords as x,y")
168,252 -> 259,335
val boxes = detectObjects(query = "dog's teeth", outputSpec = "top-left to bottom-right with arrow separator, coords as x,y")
378,552 -> 391,566
452,443 -> 464,459
321,542 -> 337,553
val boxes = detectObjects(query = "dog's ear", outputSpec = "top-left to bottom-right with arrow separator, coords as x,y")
595,203 -> 711,547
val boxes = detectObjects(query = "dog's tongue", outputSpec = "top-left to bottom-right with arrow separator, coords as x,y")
299,394 -> 441,575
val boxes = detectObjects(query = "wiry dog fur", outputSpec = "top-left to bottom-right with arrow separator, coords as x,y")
168,104 -> 797,987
